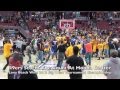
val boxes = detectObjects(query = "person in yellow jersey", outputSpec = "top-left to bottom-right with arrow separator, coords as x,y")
61,34 -> 67,45
56,35 -> 61,46
56,37 -> 61,42
3,40 -> 13,71
63,38 -> 67,45
91,37 -> 98,57
44,39 -> 51,61
61,34 -> 66,41
103,38 -> 109,58
65,42 -> 75,58
97,39 -> 104,60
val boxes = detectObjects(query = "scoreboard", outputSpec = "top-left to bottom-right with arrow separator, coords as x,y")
59,19 -> 75,30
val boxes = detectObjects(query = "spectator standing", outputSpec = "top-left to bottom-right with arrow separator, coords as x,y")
85,40 -> 92,65
65,46 -> 84,79
56,41 -> 66,68
103,50 -> 120,79
3,40 -> 13,71
26,43 -> 32,63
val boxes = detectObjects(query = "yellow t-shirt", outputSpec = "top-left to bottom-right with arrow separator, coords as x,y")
65,46 -> 74,57
93,45 -> 97,52
91,39 -> 97,52
44,45 -> 50,52
97,43 -> 104,51
103,42 -> 109,49
3,43 -> 12,58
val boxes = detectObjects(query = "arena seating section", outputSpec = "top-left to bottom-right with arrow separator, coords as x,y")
0,11 -> 17,27
0,11 -> 120,34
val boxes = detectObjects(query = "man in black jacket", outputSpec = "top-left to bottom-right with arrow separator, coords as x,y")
56,41 -> 66,68
65,46 -> 84,79
108,38 -> 119,57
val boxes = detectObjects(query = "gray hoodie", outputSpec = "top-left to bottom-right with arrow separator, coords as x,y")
103,57 -> 120,79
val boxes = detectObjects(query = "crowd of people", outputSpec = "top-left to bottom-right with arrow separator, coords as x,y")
0,26 -> 120,79
0,11 -> 120,79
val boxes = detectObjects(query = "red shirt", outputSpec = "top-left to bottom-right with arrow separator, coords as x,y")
85,43 -> 92,53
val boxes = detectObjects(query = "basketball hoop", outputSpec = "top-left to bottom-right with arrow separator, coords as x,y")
59,19 -> 75,30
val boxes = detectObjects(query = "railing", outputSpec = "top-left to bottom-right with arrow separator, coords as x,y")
96,18 -> 120,21
0,25 -> 18,29
0,25 -> 31,39
18,27 -> 31,39
17,14 -> 32,39
112,18 -> 120,20
21,13 -> 29,30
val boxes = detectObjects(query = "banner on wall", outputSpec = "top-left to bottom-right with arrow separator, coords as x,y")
59,19 -> 75,30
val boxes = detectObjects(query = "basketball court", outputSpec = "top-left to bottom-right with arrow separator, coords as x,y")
0,54 -> 108,79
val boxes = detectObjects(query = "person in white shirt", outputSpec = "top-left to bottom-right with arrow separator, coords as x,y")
0,36 -> 4,47
0,36 -> 4,54
34,38 -> 38,53
15,38 -> 23,53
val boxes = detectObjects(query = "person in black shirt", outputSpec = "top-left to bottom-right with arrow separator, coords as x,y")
65,46 -> 84,79
64,40 -> 70,59
21,39 -> 26,57
56,41 -> 66,68
36,39 -> 44,63
108,37 -> 119,57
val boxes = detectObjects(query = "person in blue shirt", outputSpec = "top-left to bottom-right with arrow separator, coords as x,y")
70,35 -> 76,45
51,38 -> 58,60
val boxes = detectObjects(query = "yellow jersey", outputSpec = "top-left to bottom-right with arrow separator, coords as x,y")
65,45 -> 74,57
3,43 -> 12,58
97,43 -> 104,51
44,46 -> 50,52
91,39 -> 97,52
103,42 -> 109,49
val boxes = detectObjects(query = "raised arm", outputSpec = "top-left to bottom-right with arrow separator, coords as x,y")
105,36 -> 110,44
